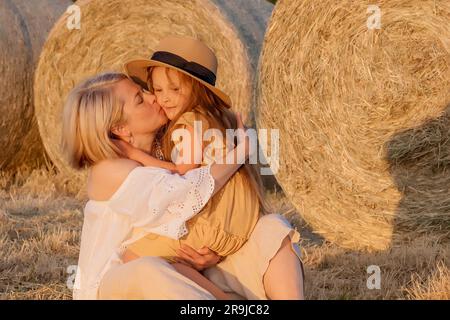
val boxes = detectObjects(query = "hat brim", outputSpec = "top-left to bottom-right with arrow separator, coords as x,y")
124,59 -> 232,107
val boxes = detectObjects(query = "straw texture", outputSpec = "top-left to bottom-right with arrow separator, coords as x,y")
0,0 -> 71,170
256,0 -> 450,251
34,0 -> 273,181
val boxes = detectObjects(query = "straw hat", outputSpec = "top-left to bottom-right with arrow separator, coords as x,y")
124,36 -> 232,107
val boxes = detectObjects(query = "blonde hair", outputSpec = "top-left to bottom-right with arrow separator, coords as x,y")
147,67 -> 271,214
62,72 -> 128,169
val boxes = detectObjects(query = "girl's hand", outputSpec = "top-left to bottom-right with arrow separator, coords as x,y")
113,139 -> 138,159
175,244 -> 223,271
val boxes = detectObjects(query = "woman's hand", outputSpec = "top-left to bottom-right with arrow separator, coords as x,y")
175,244 -> 223,271
234,112 -> 253,162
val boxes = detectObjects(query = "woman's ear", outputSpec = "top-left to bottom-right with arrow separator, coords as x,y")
111,124 -> 130,139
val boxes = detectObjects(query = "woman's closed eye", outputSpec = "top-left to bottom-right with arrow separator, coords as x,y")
152,88 -> 178,93
136,88 -> 149,104
141,87 -> 150,94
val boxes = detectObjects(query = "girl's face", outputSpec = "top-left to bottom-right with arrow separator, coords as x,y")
151,67 -> 193,120
114,78 -> 167,136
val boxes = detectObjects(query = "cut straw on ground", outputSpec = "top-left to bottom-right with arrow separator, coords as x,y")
1,168 -> 448,300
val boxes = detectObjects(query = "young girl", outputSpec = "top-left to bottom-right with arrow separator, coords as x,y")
120,36 -> 269,265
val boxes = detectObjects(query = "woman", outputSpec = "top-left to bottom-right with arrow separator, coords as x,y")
63,72 -> 304,300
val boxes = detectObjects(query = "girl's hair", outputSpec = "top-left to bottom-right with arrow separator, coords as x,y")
148,67 -> 270,214
62,72 -> 128,169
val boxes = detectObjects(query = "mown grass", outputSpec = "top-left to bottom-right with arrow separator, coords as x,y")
1,167 -> 449,300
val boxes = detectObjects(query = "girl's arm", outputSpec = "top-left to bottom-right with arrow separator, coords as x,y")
113,139 -> 192,174
115,125 -> 203,175
121,143 -> 178,172
113,113 -> 250,196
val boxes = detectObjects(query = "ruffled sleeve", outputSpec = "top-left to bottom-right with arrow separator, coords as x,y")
107,164 -> 215,239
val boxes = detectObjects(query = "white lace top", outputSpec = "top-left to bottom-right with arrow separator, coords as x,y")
72,164 -> 215,300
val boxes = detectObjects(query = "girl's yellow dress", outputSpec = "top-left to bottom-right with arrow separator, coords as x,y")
126,111 -> 262,261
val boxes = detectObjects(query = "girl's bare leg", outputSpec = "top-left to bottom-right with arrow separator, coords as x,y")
263,236 -> 305,300
172,263 -> 230,300
122,250 -> 229,300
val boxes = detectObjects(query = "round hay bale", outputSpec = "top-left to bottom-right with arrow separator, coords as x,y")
257,0 -> 450,251
0,0 -> 72,170
34,0 -> 273,183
